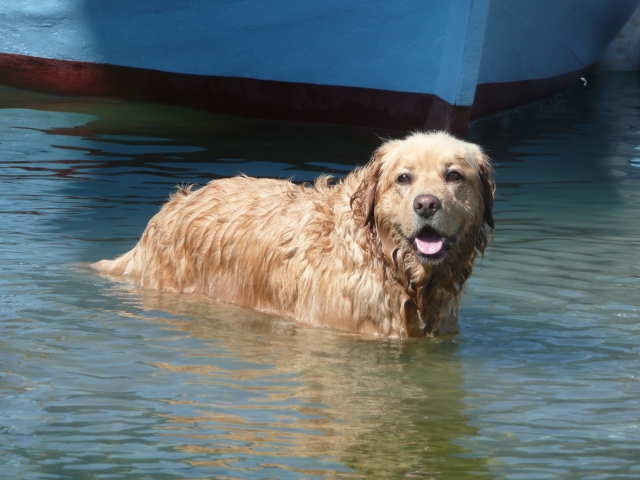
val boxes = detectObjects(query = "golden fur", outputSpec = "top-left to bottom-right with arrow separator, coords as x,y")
94,132 -> 494,337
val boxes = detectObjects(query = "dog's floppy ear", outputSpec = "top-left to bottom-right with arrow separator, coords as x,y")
478,157 -> 495,229
350,142 -> 394,228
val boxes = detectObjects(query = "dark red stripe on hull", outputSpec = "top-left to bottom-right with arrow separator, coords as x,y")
0,53 -> 470,136
0,53 -> 591,136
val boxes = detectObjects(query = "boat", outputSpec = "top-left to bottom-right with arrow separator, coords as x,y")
0,0 -> 638,137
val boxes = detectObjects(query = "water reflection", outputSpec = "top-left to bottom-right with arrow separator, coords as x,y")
93,280 -> 488,478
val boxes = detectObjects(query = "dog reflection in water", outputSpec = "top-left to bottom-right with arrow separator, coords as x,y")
94,132 -> 494,338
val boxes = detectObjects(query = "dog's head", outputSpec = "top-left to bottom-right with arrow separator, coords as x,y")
351,132 -> 494,273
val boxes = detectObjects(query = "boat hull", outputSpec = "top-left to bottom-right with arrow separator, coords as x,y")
0,0 -> 637,134
0,52 -> 471,134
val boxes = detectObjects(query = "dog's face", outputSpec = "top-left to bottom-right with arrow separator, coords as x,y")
353,132 -> 494,266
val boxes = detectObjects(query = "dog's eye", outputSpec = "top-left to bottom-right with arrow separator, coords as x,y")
397,173 -> 412,185
446,170 -> 463,182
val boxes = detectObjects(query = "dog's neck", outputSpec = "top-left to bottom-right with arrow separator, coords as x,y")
374,220 -> 480,337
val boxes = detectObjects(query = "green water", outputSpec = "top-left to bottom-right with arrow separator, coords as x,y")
1,73 -> 639,479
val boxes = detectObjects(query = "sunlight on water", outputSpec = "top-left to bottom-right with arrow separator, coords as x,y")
1,74 -> 639,479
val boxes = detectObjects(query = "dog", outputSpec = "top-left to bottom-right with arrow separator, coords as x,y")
94,131 -> 494,337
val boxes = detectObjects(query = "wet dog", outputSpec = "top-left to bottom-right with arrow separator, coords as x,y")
94,132 -> 494,337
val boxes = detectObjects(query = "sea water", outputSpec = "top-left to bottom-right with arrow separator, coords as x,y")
1,73 -> 639,479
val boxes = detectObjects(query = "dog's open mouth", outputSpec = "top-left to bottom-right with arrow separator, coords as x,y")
413,227 -> 451,258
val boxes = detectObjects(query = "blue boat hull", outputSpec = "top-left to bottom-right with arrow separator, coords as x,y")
0,0 -> 637,134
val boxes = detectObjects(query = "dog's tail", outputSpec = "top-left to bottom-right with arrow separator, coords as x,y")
92,248 -> 140,277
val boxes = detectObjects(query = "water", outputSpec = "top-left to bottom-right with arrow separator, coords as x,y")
0,73 -> 639,479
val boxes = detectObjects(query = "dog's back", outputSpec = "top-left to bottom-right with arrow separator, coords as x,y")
93,175 -> 380,328
95,176 -> 312,288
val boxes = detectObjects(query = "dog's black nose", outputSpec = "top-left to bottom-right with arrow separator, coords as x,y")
413,194 -> 441,217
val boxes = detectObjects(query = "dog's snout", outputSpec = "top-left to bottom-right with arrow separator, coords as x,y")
413,194 -> 441,217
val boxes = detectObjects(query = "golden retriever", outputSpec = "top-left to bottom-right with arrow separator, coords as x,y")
94,131 -> 494,337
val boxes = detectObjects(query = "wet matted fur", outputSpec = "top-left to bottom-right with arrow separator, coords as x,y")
94,132 -> 494,337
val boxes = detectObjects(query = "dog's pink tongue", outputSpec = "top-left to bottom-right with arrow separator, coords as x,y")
415,232 -> 444,255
